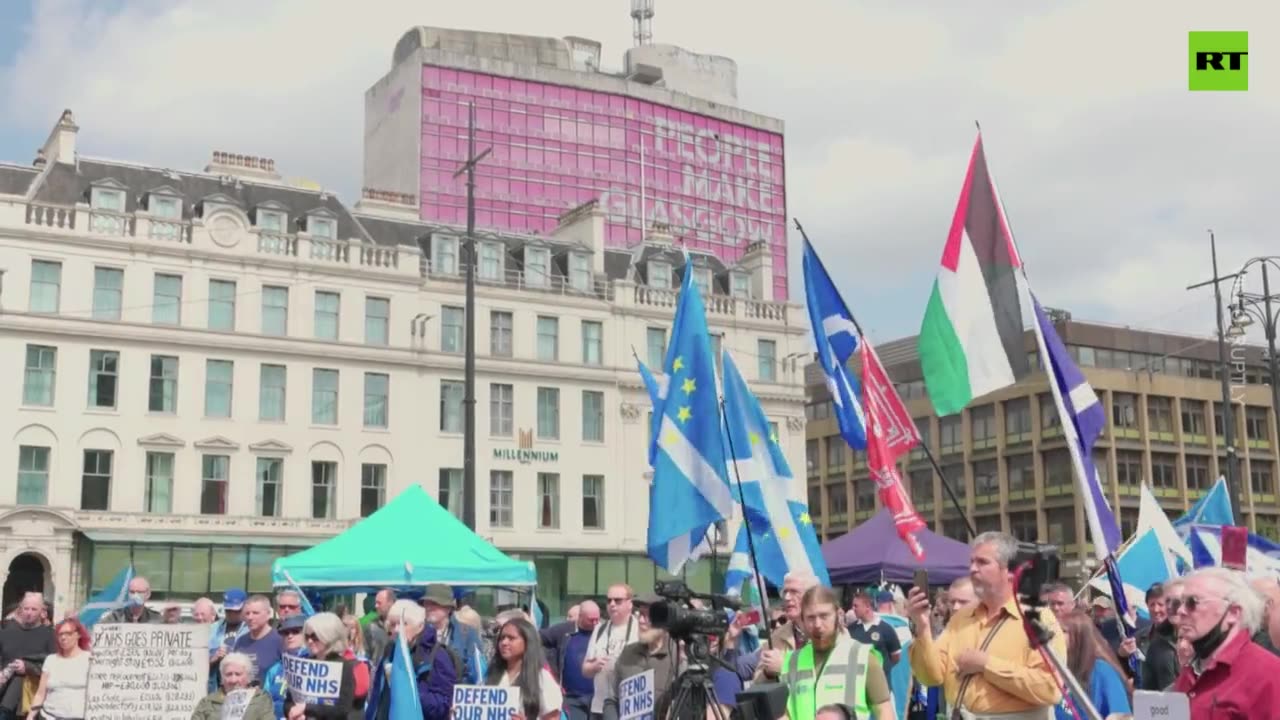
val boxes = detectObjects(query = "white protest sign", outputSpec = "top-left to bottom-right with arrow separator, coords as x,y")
284,655 -> 344,705
221,689 -> 253,720
451,685 -> 522,720
1133,689 -> 1190,720
86,623 -> 210,720
619,669 -> 656,720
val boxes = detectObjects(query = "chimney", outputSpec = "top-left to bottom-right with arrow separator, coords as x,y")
40,109 -> 79,165
551,199 -> 607,273
738,240 -> 773,299
204,150 -> 283,183
352,187 -> 420,220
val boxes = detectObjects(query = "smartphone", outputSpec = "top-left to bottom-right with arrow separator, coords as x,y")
737,608 -> 763,626
913,568 -> 929,595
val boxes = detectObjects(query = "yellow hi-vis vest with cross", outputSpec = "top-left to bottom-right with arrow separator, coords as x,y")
783,634 -> 879,719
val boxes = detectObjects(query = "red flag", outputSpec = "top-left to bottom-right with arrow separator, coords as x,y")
1221,525 -> 1248,570
861,340 -> 927,559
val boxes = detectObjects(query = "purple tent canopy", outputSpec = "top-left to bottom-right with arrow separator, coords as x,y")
822,508 -> 972,585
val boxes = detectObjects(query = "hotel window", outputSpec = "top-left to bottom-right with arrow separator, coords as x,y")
256,457 -> 282,518
1010,511 -> 1038,543
23,345 -> 57,407
29,260 -> 61,313
939,416 -> 962,453
17,446 -> 50,506
1007,454 -> 1034,493
90,186 -> 125,232
537,387 -> 560,440
1247,406 -> 1271,441
826,438 -> 845,469
365,297 -> 390,346
87,349 -> 119,409
1252,462 -> 1275,495
259,364 -> 287,422
490,311 -> 513,357
581,321 -> 604,366
1046,507 -> 1077,546
1182,400 -> 1208,438
582,475 -> 604,529
646,327 -> 667,368
692,267 -> 712,293
569,252 -> 591,293
432,235 -> 458,275
439,468 -> 463,519
827,483 -> 848,516
971,405 -> 996,445
262,286 -> 289,336
312,369 -> 339,425
361,463 -> 387,518
81,449 -> 112,510
536,316 -> 559,361
257,209 -> 286,233
201,454 -> 229,515
490,470 -> 514,528
644,260 -> 670,290
1186,455 -> 1211,491
311,461 -> 337,519
144,451 -> 173,513
363,373 -> 389,428
1005,398 -> 1032,439
440,380 -> 464,433
204,360 -> 234,418
731,272 -> 750,299
1116,450 -> 1144,486
208,279 -> 237,330
153,274 -> 182,325
308,216 -> 336,240
490,383 -> 514,436
1151,452 -> 1178,489
538,473 -> 560,529
757,339 -> 777,382
149,194 -> 181,219
314,291 -> 340,340
148,355 -> 178,413
1148,396 -> 1174,434
479,241 -> 503,281
582,390 -> 604,442
1112,393 -> 1139,430
441,306 -> 464,353
92,267 -> 124,321
525,247 -> 550,289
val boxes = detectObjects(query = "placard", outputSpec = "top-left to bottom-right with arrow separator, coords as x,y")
451,685 -> 522,720
283,655 -> 344,705
1133,689 -> 1190,720
221,689 -> 253,720
86,623 -> 210,720
619,668 -> 656,720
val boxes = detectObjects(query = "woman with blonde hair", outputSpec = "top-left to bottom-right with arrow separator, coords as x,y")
284,612 -> 362,720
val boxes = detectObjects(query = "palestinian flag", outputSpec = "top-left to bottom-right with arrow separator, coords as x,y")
919,133 -> 1029,416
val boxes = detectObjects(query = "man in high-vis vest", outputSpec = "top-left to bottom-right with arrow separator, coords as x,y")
783,585 -> 896,719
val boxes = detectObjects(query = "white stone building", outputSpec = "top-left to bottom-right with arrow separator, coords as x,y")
0,112 -> 807,616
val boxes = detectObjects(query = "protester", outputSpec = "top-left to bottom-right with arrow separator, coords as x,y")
420,585 -> 483,684
947,576 -> 979,617
0,593 -> 56,720
1039,582 -> 1075,620
338,615 -> 371,707
24,618 -> 89,720
1172,567 -> 1280,716
284,613 -> 361,720
100,576 -> 161,624
264,615 -> 309,719
907,531 -> 1065,716
1055,610 -> 1131,720
363,590 -> 395,667
755,571 -> 820,682
210,588 -> 249,692
602,603 -> 676,720
1137,580 -> 1182,691
782,586 -> 893,720
232,595 -> 284,678
343,615 -> 368,661
848,591 -> 903,670
192,598 -> 217,625
583,584 -> 641,719
365,600 -> 455,720
192,652 -> 275,720
485,617 -> 562,720
276,592 -> 305,626
545,601 -> 597,719
163,605 -> 182,624
1249,576 -> 1280,657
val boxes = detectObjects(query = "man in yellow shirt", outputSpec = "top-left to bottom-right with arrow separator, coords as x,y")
905,531 -> 1065,719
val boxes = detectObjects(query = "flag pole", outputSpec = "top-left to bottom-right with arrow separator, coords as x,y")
720,395 -> 777,649
794,218 -> 976,540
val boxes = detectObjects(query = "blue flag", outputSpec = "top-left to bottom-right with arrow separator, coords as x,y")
389,630 -> 422,720
79,565 -> 133,629
802,238 -> 868,450
1174,477 -> 1234,532
720,350 -> 829,594
282,571 -> 317,617
643,257 -> 735,574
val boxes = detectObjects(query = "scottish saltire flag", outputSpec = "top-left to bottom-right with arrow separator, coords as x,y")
79,565 -> 134,628
389,628 -> 422,720
802,238 -> 867,450
1186,524 -> 1280,574
720,349 -> 828,594
1089,528 -> 1179,611
1136,483 -> 1195,574
643,258 -> 735,574
1174,477 -> 1234,532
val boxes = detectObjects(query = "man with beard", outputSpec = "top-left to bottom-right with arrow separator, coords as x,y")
1134,580 -> 1182,691
754,571 -> 820,682
603,601 -> 678,720
1172,567 -> 1280,717
906,531 -> 1064,718
782,585 -> 894,720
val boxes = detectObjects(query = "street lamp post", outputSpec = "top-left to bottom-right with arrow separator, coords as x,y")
1228,256 -> 1280,458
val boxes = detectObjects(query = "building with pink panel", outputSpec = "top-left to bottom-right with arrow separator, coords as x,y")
364,27 -> 789,300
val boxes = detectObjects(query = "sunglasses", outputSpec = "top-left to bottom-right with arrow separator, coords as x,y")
305,632 -> 320,642
278,604 -> 300,611
280,629 -> 302,636
607,597 -> 629,604
1179,596 -> 1207,613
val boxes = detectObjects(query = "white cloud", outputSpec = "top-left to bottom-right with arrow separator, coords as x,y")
4,0 -> 1279,341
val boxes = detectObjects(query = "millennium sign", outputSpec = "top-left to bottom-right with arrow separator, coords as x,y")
493,429 -> 559,464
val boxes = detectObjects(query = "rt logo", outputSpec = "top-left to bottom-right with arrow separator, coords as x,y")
1189,31 -> 1248,91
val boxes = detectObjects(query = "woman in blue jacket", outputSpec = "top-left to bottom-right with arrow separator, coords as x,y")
365,600 -> 457,720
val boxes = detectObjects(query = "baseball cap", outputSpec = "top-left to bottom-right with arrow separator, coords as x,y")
421,584 -> 455,608
1091,596 -> 1113,609
279,615 -> 307,633
875,591 -> 895,605
223,588 -> 247,611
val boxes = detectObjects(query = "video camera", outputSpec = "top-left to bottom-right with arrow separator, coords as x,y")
1011,541 -> 1061,605
648,580 -> 741,640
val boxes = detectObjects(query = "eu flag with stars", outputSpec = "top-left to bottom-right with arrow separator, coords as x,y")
644,255 -> 736,575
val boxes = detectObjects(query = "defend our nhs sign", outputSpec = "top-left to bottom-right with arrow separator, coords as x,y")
619,669 -> 655,720
451,685 -> 522,720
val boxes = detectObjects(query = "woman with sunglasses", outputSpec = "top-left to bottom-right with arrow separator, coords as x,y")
284,613 -> 362,720
24,618 -> 89,720
485,617 -> 563,720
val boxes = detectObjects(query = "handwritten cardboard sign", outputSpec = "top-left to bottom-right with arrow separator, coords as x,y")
451,685 -> 522,720
86,623 -> 210,720
221,689 -> 253,720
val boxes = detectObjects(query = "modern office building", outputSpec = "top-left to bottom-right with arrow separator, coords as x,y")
0,111 -> 806,616
363,26 -> 790,299
805,312 -> 1279,582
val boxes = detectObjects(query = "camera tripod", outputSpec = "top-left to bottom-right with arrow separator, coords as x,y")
665,636 -> 734,720
1023,608 -> 1103,720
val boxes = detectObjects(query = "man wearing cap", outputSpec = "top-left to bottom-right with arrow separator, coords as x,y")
208,588 -> 249,692
421,584 -> 483,684
263,614 -> 309,718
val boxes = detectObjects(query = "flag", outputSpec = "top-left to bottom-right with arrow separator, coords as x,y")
1136,484 -> 1194,573
282,571 -> 316,617
720,349 -> 828,593
802,237 -> 924,555
1173,476 -> 1234,532
1029,297 -> 1122,558
919,133 -> 1031,416
802,237 -> 868,451
79,565 -> 134,629
1185,524 -> 1280,575
389,628 -> 423,720
1089,528 -> 1179,611
643,256 -> 736,574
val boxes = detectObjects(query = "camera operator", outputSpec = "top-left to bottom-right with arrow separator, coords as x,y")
755,571 -> 820,682
906,532 -> 1065,719
782,585 -> 894,719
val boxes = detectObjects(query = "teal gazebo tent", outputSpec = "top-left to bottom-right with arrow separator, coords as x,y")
272,483 -> 535,589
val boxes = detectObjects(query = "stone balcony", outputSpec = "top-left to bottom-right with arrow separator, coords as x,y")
612,280 -> 800,326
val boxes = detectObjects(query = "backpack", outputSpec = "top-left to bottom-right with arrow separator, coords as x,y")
418,641 -> 466,683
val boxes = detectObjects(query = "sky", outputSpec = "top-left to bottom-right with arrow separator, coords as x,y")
1,0 -> 1278,345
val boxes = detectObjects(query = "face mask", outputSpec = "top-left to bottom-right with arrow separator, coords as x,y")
127,592 -> 146,608
1190,609 -> 1233,661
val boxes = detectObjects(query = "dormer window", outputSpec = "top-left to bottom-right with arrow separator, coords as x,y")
648,260 -> 672,289
692,267 -> 713,293
525,247 -> 550,289
431,235 -> 458,275
568,252 -> 591,293
91,187 -> 124,213
257,209 -> 286,233
731,272 -> 751,299
309,217 -> 336,241
148,195 -> 182,220
479,241 -> 504,281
